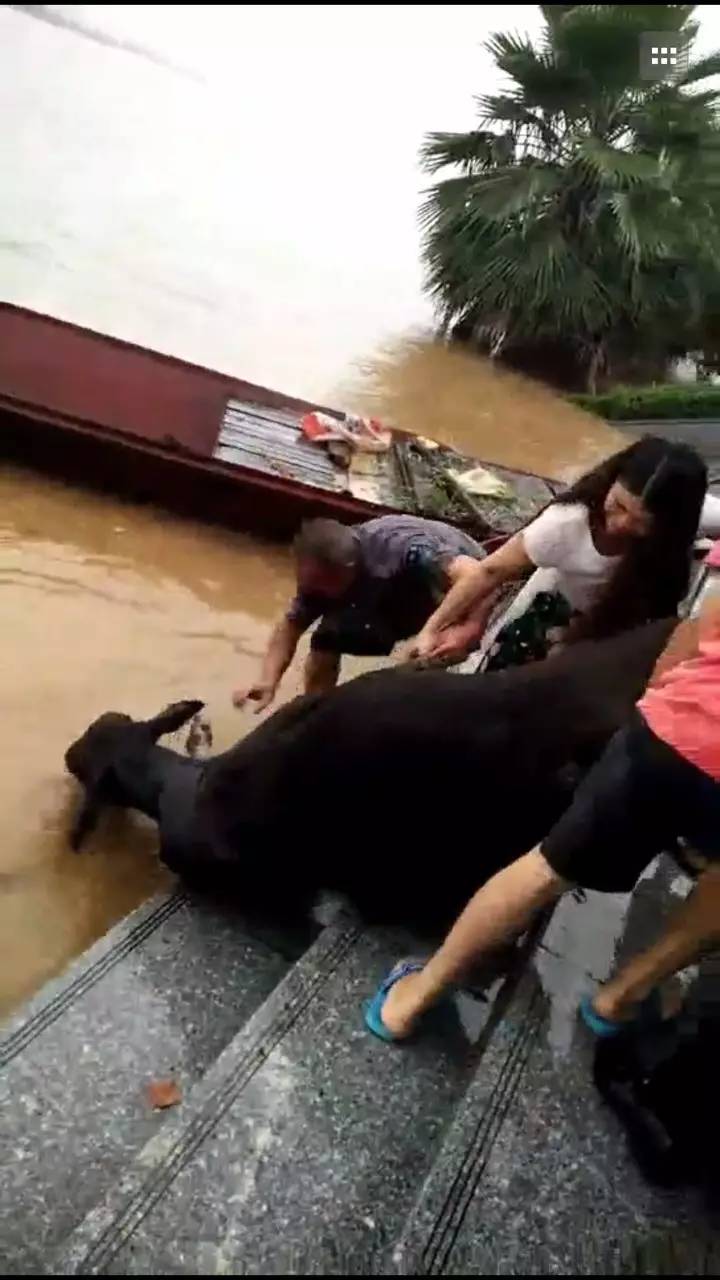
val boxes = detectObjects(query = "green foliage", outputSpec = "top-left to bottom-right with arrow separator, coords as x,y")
572,383 -> 720,419
421,5 -> 720,389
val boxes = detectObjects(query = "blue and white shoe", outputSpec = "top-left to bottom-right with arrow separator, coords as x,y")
364,959 -> 425,1043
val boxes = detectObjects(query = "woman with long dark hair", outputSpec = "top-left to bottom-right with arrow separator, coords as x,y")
411,437 -> 709,669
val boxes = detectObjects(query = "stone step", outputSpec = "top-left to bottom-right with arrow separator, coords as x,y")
394,863 -> 708,1276
0,890 -> 293,1275
55,921 -> 507,1276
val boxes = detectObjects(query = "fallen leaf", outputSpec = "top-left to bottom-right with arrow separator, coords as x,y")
146,1078 -> 182,1110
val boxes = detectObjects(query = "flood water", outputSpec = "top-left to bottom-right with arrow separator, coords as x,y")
0,465 -> 301,1015
0,6 -> 624,1015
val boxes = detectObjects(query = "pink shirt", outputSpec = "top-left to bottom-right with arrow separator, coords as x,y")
639,622 -> 720,781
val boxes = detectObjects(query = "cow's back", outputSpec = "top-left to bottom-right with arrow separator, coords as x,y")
271,620 -> 675,876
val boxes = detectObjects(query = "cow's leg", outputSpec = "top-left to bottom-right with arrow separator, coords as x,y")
379,848 -> 568,1039
593,866 -> 720,1023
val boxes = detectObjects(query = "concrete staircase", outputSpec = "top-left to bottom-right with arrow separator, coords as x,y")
0,865 -> 714,1275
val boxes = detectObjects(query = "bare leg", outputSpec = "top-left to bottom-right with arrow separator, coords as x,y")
594,866 -> 720,1022
381,849 -> 569,1037
304,648 -> 341,695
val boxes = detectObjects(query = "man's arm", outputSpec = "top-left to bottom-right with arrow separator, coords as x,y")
408,536 -> 532,660
233,616 -> 305,713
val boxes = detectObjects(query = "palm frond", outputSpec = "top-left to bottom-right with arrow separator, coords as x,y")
552,6 -> 694,94
575,136 -> 661,183
540,5 -> 578,32
476,93 -> 563,154
426,165 -> 561,226
484,30 -> 545,68
420,130 -> 504,175
485,30 -> 588,115
606,189 -> 678,261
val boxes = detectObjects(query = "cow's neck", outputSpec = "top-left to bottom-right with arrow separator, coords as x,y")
114,745 -> 197,821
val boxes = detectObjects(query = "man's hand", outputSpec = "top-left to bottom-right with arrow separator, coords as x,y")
233,616 -> 304,714
232,680 -> 277,713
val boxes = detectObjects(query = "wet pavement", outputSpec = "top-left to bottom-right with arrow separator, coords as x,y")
523,862 -> 718,1275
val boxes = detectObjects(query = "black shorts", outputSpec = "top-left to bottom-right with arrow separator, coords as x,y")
542,713 -> 720,893
311,603 -> 399,657
310,566 -> 437,657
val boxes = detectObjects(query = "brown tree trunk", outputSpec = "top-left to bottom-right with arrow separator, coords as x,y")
586,341 -> 605,394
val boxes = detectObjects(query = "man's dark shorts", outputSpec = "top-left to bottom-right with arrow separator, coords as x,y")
311,602 -> 400,657
542,713 -> 720,893
310,554 -> 440,657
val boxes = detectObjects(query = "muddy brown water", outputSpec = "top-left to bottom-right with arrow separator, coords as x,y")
0,346 -> 623,1017
0,464 -> 300,1017
347,337 -> 625,481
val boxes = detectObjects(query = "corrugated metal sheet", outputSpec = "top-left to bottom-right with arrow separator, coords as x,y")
213,399 -> 555,536
214,400 -> 348,493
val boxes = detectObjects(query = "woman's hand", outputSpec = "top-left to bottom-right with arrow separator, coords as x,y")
415,536 -> 530,644
404,628 -> 440,662
425,622 -> 482,663
405,622 -> 479,665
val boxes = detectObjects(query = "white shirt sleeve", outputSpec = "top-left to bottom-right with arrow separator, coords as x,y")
521,503 -> 589,569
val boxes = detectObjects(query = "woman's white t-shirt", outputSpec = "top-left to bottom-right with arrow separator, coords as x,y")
479,502 -> 620,658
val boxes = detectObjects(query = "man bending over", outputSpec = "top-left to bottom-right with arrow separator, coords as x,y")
233,514 -> 486,712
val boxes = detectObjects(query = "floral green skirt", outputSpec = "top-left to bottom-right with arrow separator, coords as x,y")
483,590 -> 574,673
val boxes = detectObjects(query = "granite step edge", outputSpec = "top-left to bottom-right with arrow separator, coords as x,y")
53,916 -> 361,1277
393,872 -> 690,1277
391,932 -> 548,1276
0,888 -> 186,1068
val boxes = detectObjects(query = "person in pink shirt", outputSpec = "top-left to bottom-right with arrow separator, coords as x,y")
365,573 -> 720,1042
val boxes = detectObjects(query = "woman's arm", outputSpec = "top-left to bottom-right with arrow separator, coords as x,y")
646,582 -> 720,687
647,617 -> 700,686
410,534 -> 533,659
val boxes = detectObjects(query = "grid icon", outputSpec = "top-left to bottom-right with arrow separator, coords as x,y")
639,31 -> 690,81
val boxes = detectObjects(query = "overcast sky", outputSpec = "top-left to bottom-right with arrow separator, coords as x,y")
3,5 -> 719,397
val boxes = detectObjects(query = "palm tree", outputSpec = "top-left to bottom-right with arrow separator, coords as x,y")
421,5 -> 720,390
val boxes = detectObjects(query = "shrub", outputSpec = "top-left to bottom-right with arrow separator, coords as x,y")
572,385 -> 720,421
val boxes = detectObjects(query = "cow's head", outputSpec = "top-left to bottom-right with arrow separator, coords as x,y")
65,700 -> 204,849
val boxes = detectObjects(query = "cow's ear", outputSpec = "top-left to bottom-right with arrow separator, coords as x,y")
146,700 -> 205,741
